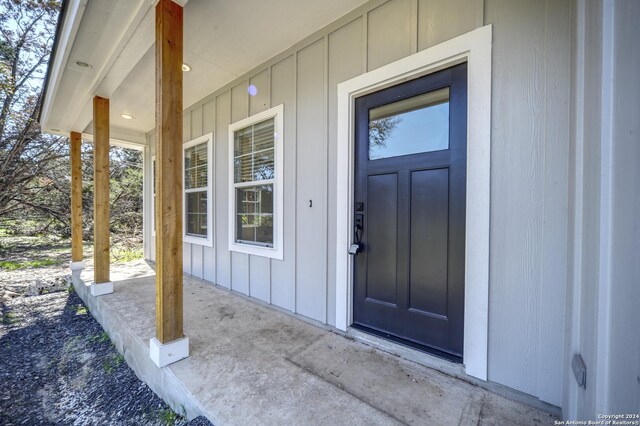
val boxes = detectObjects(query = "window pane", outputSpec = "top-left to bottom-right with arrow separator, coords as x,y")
186,191 -> 207,237
234,155 -> 253,183
234,127 -> 253,157
195,163 -> 207,188
237,188 -> 256,214
185,168 -> 194,189
253,119 -> 274,152
252,149 -> 274,181
185,142 -> 208,189
194,143 -> 207,167
233,118 -> 275,183
368,87 -> 449,160
235,185 -> 273,246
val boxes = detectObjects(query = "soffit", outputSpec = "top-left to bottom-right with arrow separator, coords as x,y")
44,0 -> 368,142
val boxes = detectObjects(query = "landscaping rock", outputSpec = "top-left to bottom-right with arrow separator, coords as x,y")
1,235 -> 213,425
23,275 -> 71,297
187,416 -> 215,425
0,289 -> 212,425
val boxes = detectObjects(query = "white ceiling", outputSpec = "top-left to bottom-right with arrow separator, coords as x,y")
43,0 -> 368,144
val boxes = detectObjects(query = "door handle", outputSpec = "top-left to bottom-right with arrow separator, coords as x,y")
350,214 -> 364,255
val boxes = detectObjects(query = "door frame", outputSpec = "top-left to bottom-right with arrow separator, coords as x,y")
335,25 -> 492,380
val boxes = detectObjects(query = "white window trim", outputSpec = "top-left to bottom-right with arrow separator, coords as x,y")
228,104 -> 284,260
182,133 -> 214,247
335,25 -> 492,381
151,155 -> 156,237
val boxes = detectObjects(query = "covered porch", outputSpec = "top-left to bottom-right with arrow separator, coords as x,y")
71,261 -> 557,424
39,0 -> 640,421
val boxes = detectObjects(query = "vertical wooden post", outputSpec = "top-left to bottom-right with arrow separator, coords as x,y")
70,131 -> 83,263
155,0 -> 183,344
93,96 -> 110,285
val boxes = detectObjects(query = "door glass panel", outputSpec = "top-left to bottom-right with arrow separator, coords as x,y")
368,87 -> 449,160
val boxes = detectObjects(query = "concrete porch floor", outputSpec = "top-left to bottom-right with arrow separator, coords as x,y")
74,260 -> 558,425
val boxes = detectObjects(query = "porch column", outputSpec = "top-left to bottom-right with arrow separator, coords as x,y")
150,0 -> 188,368
69,131 -> 86,273
91,96 -> 113,296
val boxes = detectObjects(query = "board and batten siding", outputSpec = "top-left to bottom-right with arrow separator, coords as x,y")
143,0 -> 570,407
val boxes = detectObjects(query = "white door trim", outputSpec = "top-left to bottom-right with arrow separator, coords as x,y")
335,25 -> 492,381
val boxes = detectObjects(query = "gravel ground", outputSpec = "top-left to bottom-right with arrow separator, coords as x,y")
0,270 -> 212,425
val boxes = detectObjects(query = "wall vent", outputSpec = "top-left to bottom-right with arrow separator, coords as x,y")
572,353 -> 587,388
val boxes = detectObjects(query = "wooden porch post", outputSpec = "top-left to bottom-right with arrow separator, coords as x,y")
150,0 -> 188,367
91,96 -> 113,296
69,131 -> 85,271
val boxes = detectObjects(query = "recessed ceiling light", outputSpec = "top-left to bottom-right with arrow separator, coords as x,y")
121,114 -> 134,120
75,60 -> 91,68
182,63 -> 191,72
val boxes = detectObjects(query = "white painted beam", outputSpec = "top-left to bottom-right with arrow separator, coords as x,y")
40,0 -> 88,129
67,0 -> 156,135
80,131 -> 146,151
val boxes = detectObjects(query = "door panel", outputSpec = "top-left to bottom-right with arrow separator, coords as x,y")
409,167 -> 449,317
353,63 -> 467,360
366,173 -> 399,305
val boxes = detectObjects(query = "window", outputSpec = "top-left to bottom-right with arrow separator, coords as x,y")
228,104 -> 284,259
183,133 -> 214,246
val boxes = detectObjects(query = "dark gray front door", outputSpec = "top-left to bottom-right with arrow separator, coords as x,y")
353,64 -> 467,361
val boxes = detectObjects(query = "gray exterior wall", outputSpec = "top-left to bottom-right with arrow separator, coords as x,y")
144,0 -> 571,407
563,0 -> 640,419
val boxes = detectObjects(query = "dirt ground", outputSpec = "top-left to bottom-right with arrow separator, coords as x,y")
0,236 -> 211,425
0,235 -> 74,303
0,234 -> 142,303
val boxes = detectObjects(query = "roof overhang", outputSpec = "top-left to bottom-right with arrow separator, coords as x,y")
40,0 -> 369,146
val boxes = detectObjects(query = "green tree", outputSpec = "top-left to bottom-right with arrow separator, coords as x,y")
0,0 -> 143,243
0,0 -> 63,219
